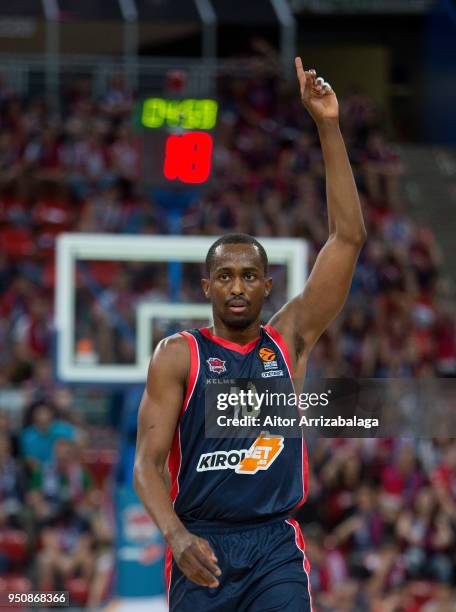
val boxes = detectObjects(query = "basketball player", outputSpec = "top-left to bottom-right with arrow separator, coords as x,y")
134,58 -> 366,611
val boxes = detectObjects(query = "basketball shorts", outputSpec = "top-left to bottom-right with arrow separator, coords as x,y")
166,516 -> 312,612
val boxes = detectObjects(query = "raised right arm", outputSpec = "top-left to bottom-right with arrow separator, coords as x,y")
133,334 -> 221,588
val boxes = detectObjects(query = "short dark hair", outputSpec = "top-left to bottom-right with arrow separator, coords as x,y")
23,399 -> 56,427
205,233 -> 268,274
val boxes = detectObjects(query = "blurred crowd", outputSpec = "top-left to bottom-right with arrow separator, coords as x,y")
299,437 -> 456,611
0,43 -> 455,610
0,398 -> 115,607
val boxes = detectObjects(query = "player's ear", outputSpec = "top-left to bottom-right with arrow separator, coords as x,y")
264,276 -> 272,298
201,278 -> 210,298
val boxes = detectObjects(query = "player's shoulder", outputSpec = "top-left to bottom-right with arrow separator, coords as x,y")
152,330 -> 199,368
147,332 -> 191,385
154,331 -> 190,358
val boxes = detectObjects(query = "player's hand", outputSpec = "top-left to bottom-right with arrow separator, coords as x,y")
169,529 -> 221,588
295,57 -> 339,124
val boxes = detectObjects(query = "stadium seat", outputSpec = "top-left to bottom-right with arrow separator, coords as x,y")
33,199 -> 71,228
65,577 -> 89,606
5,575 -> 32,593
42,260 -> 56,288
0,530 -> 28,564
0,228 -> 35,259
3,575 -> 32,609
83,449 -> 118,488
85,261 -> 122,287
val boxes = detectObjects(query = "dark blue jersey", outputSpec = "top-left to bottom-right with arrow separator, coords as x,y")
168,324 -> 308,524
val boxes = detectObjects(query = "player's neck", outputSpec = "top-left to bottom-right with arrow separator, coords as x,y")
210,319 -> 261,346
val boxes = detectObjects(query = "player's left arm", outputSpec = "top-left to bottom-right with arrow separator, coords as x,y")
269,58 -> 367,367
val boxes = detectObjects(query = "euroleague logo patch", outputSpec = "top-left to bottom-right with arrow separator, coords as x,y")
207,357 -> 226,374
259,346 -> 279,371
259,347 -> 276,362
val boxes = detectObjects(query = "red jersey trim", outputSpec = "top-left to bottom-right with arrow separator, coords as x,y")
168,332 -> 200,511
180,331 -> 200,414
168,429 -> 181,506
165,546 -> 172,604
285,519 -> 313,611
199,326 -> 260,354
263,324 -> 293,375
166,428 -> 181,598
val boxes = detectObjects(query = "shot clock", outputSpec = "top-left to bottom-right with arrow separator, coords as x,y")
140,98 -> 218,130
135,97 -> 219,186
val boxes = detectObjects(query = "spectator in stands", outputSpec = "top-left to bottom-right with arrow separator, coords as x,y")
13,295 -> 53,363
360,130 -> 404,205
36,506 -> 94,591
20,401 -> 77,467
100,73 -> 133,119
380,442 -> 426,510
305,524 -> 348,596
396,487 -> 454,583
26,437 -> 92,519
430,441 -> 456,521
35,496 -> 113,606
0,432 -> 24,529
110,124 -> 140,183
0,411 -> 19,458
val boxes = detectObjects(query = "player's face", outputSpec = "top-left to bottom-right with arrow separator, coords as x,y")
202,244 -> 272,330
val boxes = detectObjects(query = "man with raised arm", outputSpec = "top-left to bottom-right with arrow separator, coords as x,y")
134,58 -> 366,611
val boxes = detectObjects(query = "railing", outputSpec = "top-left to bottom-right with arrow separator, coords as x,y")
0,54 -> 220,101
292,0 -> 437,13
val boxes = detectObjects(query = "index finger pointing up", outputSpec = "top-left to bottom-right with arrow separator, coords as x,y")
295,57 -> 306,93
295,57 -> 305,78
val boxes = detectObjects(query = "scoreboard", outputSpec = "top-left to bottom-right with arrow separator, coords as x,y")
140,98 -> 218,130
136,97 -> 219,186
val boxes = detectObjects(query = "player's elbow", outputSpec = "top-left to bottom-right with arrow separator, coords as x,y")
334,226 -> 367,247
133,457 -> 149,497
133,462 -> 142,495
353,227 -> 367,246
133,453 -> 165,493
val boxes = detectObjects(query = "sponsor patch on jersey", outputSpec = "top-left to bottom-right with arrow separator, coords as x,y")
236,436 -> 284,474
261,369 -> 284,378
206,357 -> 226,374
259,347 -> 278,370
259,347 -> 276,362
264,360 -> 278,370
197,449 -> 247,471
196,436 -> 284,475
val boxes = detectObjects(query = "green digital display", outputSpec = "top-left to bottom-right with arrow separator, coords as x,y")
141,98 -> 218,130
